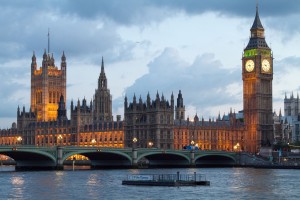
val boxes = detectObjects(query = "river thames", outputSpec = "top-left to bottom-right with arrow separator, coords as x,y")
0,166 -> 299,200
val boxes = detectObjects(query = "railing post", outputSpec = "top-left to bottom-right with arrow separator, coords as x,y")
190,149 -> 195,167
56,146 -> 64,170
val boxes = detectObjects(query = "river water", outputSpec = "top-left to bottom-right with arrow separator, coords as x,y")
0,166 -> 299,200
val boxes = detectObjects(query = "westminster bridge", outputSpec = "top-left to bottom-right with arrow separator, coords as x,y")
0,146 -> 260,170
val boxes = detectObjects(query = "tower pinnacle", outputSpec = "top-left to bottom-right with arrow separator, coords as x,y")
251,2 -> 263,31
48,28 -> 50,54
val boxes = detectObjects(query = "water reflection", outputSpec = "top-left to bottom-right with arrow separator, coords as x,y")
11,176 -> 24,185
0,168 -> 299,200
87,174 -> 98,186
10,175 -> 25,199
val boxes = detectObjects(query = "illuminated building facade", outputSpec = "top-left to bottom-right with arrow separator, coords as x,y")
173,90 -> 245,150
0,55 -> 123,148
124,91 -> 245,151
31,50 -> 66,122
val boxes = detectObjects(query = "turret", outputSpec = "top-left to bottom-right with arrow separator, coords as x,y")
17,105 -> 20,117
31,51 -> 37,74
155,91 -> 160,109
171,92 -> 174,108
124,96 -> 128,109
139,95 -> 143,105
175,90 -> 185,120
71,100 -> 74,111
156,91 -> 160,101
61,51 -> 67,72
98,56 -> 107,89
43,49 -> 47,61
77,99 -> 80,113
147,92 -> 151,107
61,51 -> 66,62
133,94 -> 136,104
194,113 -> 199,122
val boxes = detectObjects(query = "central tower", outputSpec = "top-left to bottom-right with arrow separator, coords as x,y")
242,6 -> 273,153
31,50 -> 66,121
93,57 -> 112,122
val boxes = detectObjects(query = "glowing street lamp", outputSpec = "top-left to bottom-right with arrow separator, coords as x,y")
148,141 -> 153,148
234,143 -> 240,151
190,140 -> 195,150
132,137 -> 138,149
91,139 -> 96,146
57,134 -> 63,146
17,136 -> 22,145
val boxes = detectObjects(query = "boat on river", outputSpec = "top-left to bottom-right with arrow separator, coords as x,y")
122,172 -> 210,186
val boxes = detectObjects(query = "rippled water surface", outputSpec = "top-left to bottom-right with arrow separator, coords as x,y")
0,166 -> 299,200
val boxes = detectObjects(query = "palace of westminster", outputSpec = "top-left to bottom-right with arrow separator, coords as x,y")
0,6 -> 298,154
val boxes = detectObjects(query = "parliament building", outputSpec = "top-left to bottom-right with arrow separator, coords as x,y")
0,6 -> 274,154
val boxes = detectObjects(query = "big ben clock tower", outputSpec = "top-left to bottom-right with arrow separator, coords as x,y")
242,5 -> 273,153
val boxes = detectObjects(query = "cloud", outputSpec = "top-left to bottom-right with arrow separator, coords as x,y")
56,1 -> 300,25
3,1 -> 300,26
0,0 -> 300,127
273,56 -> 300,96
0,4 -> 136,65
1,1 -> 299,63
119,47 -> 242,118
0,60 -> 30,118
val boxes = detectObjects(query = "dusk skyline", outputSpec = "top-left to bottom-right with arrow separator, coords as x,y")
1,0 -> 300,128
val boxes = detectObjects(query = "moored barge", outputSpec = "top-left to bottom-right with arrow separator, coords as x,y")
122,172 -> 210,186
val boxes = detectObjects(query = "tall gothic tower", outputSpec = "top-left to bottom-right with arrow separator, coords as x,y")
242,6 -> 273,153
31,50 -> 67,122
93,57 -> 112,122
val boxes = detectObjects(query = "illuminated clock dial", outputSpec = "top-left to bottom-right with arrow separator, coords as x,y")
245,60 -> 255,72
262,59 -> 270,72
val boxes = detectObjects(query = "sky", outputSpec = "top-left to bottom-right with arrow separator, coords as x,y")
1,0 -> 300,128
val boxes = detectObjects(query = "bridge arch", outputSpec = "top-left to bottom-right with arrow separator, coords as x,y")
137,152 -> 190,167
0,148 -> 57,170
195,154 -> 236,166
63,149 -> 132,168
0,149 -> 56,163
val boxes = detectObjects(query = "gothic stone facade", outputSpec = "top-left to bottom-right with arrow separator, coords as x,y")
0,55 -> 123,148
124,92 -> 175,149
124,90 -> 245,151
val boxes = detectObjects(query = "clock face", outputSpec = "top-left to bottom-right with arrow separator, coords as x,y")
262,59 -> 270,72
245,60 -> 255,72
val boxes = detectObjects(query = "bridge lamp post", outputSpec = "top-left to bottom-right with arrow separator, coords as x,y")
234,143 -> 240,152
17,136 -> 22,146
132,137 -> 138,149
91,139 -> 96,147
191,140 -> 195,149
148,141 -> 153,148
